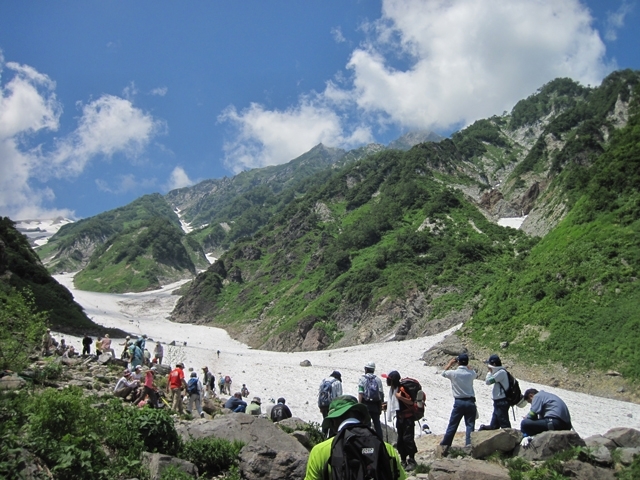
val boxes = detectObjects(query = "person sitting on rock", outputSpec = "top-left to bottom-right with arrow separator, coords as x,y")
270,397 -> 292,422
520,388 -> 572,437
224,392 -> 247,413
63,345 -> 77,358
55,338 -> 68,356
246,397 -> 262,416
114,369 -> 139,401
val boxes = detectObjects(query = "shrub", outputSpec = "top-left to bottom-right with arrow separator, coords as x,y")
179,437 -> 244,475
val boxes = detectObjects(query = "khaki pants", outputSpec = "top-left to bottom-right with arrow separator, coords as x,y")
170,388 -> 183,413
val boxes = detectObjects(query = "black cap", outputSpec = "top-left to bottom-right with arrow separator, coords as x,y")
330,370 -> 342,381
456,353 -> 469,365
484,354 -> 502,366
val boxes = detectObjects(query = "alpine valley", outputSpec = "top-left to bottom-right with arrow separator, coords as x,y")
7,70 -> 640,386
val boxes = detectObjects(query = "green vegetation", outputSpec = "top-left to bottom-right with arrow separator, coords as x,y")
75,217 -> 196,293
0,388 -> 243,479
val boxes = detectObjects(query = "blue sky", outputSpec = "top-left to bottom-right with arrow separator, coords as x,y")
0,0 -> 638,220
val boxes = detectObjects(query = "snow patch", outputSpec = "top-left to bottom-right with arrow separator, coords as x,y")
498,216 -> 527,229
14,217 -> 74,246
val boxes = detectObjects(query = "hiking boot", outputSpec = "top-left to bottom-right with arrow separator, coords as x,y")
436,445 -> 450,458
405,459 -> 417,472
200,412 -> 205,418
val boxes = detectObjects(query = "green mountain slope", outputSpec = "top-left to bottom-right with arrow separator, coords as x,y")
0,217 -> 120,335
74,217 -> 197,293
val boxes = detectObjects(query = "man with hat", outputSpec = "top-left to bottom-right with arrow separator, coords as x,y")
318,370 -> 343,418
304,395 -> 406,480
439,354 -> 478,456
482,354 -> 511,430
358,361 -> 385,440
202,366 -> 215,397
246,396 -> 262,416
520,389 -> 572,437
168,362 -> 187,414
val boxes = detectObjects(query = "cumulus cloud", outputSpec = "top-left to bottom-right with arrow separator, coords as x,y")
605,2 -> 633,41
165,166 -> 194,191
219,99 -> 372,172
0,54 -> 164,219
220,0 -> 612,172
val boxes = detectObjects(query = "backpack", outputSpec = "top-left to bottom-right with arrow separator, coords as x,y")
326,423 -> 398,480
187,378 -> 199,395
362,374 -> 381,403
318,378 -> 334,408
398,378 -> 425,421
225,375 -> 231,383
271,404 -> 286,422
499,371 -> 523,407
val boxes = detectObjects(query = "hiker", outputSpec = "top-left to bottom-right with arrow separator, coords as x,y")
95,337 -> 103,356
138,334 -> 147,351
224,375 -> 232,395
439,354 -> 478,456
224,392 -> 247,413
218,375 -> 225,395
217,350 -> 220,358
202,367 -> 215,397
383,370 -> 418,471
358,361 -> 385,440
41,328 -> 53,356
63,345 -> 76,358
101,334 -> 115,357
241,384 -> 250,397
120,336 -> 131,360
114,369 -> 139,401
55,338 -> 68,356
246,397 -> 262,416
168,362 -> 187,414
481,354 -> 511,430
129,340 -> 144,369
318,371 -> 343,418
270,397 -> 292,422
134,367 -> 159,408
186,372 -> 205,418
153,342 -> 164,364
304,395 -> 406,480
82,334 -> 92,355
143,348 -> 151,366
520,389 -> 572,437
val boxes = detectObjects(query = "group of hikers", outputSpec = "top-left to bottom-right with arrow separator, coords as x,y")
305,355 -> 573,478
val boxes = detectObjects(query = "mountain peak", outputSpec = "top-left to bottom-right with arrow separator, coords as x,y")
387,130 -> 443,150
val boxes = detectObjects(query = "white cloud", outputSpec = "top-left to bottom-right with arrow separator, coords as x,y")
219,0 -> 611,172
331,26 -> 346,43
219,98 -> 372,173
95,174 -> 157,194
0,53 -> 164,219
150,86 -> 168,96
165,166 -> 194,191
605,2 -> 633,41
341,0 -> 611,131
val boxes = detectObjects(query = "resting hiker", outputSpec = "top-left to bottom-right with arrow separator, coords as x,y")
270,397 -> 292,422
224,392 -> 247,413
304,395 -> 406,480
153,342 -> 163,364
440,354 -> 478,456
114,369 -> 139,401
246,397 -> 262,416
383,370 -> 418,471
520,389 -> 572,437
55,338 -> 68,356
482,354 -> 511,430
168,362 -> 187,414
358,361 -> 385,440
318,370 -> 343,419
186,371 -> 205,418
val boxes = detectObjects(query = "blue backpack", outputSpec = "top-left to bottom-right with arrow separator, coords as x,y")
362,374 -> 381,402
187,378 -> 199,395
318,378 -> 334,408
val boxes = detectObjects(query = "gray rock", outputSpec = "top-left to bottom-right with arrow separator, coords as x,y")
98,353 -> 113,365
300,359 -> 312,367
239,443 -> 308,480
587,445 -> 612,465
155,364 -> 171,376
561,459 -> 616,480
471,428 -> 522,459
584,434 -> 616,451
278,417 -> 308,431
517,431 -> 586,461
291,430 -> 312,450
427,457 -> 510,479
603,427 -> 640,448
142,452 -> 198,480
617,447 -> 640,466
0,374 -> 27,390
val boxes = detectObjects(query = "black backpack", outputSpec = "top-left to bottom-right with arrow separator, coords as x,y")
326,423 -> 398,480
398,378 -> 425,421
318,378 -> 334,408
499,371 -> 523,407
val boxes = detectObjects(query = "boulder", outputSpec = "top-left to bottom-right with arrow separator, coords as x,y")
291,430 -> 313,450
427,457 -> 510,479
175,414 -> 309,480
155,364 -> 171,376
278,417 -> 308,431
98,353 -> 113,365
561,459 -> 616,480
584,434 -> 616,451
517,431 -> 586,461
142,452 -> 198,480
239,443 -> 308,480
299,359 -> 312,367
603,427 -> 640,448
586,445 -> 612,465
617,447 -> 640,466
0,374 -> 27,390
471,428 -> 521,459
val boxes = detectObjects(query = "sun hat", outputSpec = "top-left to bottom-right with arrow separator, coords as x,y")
364,361 -> 375,370
330,370 -> 342,381
252,396 -> 261,404
321,395 -> 371,431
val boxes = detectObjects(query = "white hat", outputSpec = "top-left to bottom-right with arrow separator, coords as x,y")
365,361 -> 376,370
